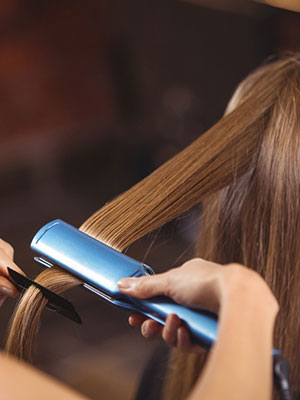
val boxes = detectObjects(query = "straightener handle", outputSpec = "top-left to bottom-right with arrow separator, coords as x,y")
131,295 -> 218,349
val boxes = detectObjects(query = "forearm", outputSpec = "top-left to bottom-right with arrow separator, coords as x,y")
0,352 -> 89,400
188,286 -> 277,400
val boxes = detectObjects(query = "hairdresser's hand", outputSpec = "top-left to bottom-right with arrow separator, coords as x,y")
0,238 -> 23,306
118,258 -> 278,353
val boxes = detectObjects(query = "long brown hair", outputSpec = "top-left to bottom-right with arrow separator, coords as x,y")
5,54 -> 300,399
163,54 -> 300,400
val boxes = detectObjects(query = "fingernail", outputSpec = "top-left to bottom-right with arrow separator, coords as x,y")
118,279 -> 136,291
0,286 -> 15,298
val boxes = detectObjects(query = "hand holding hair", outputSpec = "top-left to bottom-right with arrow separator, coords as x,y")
118,259 -> 278,352
0,238 -> 24,305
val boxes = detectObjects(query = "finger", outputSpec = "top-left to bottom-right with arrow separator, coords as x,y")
162,314 -> 181,347
128,313 -> 147,327
177,326 -> 206,355
141,319 -> 163,340
118,272 -> 170,299
177,326 -> 192,352
0,276 -> 19,298
0,250 -> 24,297
0,239 -> 14,259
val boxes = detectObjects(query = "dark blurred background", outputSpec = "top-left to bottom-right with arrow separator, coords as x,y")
0,0 -> 299,399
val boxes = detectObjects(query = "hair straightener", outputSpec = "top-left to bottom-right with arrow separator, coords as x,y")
30,219 -> 218,349
7,219 -> 293,400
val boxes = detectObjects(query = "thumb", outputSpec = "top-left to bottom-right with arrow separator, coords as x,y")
118,273 -> 170,299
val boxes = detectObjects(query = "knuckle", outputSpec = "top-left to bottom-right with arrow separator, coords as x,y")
136,277 -> 147,293
161,272 -> 171,288
223,263 -> 278,312
180,257 -> 212,273
225,263 -> 246,277
135,277 -> 154,297
181,258 -> 201,268
159,273 -> 174,298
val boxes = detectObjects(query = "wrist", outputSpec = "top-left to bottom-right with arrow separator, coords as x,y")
220,264 -> 279,322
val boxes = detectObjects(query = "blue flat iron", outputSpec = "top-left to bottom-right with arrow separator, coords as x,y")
27,219 -> 218,350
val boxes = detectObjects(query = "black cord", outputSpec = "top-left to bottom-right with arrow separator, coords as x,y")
273,351 -> 293,400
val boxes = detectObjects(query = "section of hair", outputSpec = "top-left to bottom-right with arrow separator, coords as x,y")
5,267 -> 81,362
80,56 -> 299,253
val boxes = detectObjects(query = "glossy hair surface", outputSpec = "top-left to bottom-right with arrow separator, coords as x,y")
5,54 -> 300,399
162,54 -> 300,400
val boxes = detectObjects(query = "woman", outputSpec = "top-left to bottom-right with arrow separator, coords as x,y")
1,52 -> 299,400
